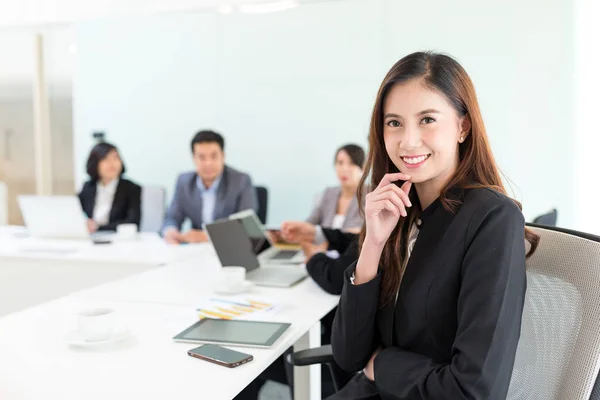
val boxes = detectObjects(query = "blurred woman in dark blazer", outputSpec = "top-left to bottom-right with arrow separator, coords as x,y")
78,142 -> 141,232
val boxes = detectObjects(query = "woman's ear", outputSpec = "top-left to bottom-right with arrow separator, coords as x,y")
459,114 -> 472,142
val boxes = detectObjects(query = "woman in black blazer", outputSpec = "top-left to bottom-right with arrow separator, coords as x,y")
78,142 -> 141,232
329,52 -> 540,400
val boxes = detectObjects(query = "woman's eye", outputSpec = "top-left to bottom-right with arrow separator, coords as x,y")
386,120 -> 401,128
421,117 -> 435,124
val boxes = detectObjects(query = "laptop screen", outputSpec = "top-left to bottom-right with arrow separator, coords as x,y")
204,219 -> 260,271
237,214 -> 272,255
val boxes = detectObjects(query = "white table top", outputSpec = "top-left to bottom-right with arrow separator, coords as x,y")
0,296 -> 325,400
0,248 -> 339,399
0,226 -> 204,266
0,257 -> 154,317
71,255 -> 332,310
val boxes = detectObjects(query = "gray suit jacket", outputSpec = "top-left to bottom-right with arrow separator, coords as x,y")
162,165 -> 258,231
306,186 -> 363,230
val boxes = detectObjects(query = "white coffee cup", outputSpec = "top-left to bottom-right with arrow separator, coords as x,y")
78,308 -> 116,342
218,266 -> 246,291
117,223 -> 138,241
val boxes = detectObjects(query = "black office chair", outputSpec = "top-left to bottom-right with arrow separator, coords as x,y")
255,186 -> 268,224
290,224 -> 600,399
532,208 -> 557,226
289,344 -> 352,393
591,377 -> 600,400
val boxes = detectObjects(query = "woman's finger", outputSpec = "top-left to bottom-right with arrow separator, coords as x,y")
375,172 -> 412,190
382,199 -> 401,218
401,180 -> 412,195
369,191 -> 407,217
377,184 -> 412,208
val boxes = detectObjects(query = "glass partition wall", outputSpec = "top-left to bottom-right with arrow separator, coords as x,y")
0,27 -> 74,225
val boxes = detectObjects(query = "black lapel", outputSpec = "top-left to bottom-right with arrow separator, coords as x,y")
377,301 -> 396,347
109,180 -> 126,221
399,208 -> 455,296
84,182 -> 97,218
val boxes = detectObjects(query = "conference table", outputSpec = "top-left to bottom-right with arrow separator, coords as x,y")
0,225 -> 201,265
0,226 -> 340,400
0,226 -> 202,317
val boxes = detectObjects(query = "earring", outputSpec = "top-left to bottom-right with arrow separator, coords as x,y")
459,136 -> 464,142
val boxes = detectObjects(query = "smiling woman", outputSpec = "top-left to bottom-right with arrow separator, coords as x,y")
382,81 -> 470,208
358,53 -> 539,308
329,51 -> 540,400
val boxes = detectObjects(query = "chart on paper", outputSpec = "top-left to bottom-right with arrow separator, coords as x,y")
195,297 -> 280,320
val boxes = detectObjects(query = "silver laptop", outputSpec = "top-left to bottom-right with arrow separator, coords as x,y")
18,195 -> 112,241
205,219 -> 307,288
228,209 -> 304,264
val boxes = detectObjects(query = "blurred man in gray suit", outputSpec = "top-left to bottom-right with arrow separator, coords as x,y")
162,130 -> 258,244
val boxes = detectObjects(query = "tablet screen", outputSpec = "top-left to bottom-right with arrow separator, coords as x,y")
173,319 -> 291,347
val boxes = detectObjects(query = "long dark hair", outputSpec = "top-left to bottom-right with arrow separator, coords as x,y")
358,51 -> 540,307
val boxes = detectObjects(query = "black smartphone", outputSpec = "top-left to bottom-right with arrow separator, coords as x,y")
92,238 -> 112,245
188,344 -> 253,368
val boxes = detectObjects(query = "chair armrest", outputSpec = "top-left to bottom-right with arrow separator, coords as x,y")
288,344 -> 334,366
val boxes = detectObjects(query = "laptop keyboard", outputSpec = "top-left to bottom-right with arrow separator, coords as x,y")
248,267 -> 305,283
271,250 -> 298,260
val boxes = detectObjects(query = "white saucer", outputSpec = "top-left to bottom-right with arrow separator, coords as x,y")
213,281 -> 254,295
65,326 -> 131,347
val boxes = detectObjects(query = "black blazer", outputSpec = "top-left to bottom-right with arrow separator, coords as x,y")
331,188 -> 527,400
78,179 -> 142,231
306,228 -> 358,295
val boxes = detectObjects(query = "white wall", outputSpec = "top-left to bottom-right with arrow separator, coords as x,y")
0,0 -> 271,27
574,0 -> 600,235
73,0 -> 575,226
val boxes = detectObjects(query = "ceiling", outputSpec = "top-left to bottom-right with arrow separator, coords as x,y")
0,0 -> 345,28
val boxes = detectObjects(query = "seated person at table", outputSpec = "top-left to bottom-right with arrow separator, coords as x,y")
162,130 -> 258,244
78,142 -> 141,232
329,51 -> 539,399
281,143 -> 365,243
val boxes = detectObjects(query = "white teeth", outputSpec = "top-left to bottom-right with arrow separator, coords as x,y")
402,155 -> 428,164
